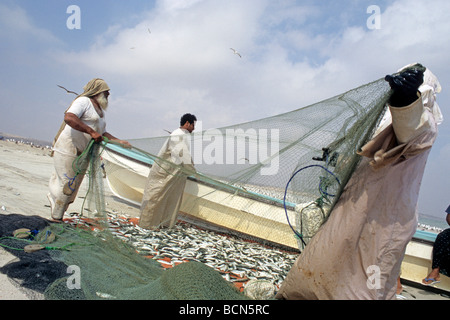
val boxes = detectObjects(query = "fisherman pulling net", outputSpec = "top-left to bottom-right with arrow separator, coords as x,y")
276,63 -> 443,300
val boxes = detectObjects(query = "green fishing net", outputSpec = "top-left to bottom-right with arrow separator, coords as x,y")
102,77 -> 391,249
41,223 -> 246,300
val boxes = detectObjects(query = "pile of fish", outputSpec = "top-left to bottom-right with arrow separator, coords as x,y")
69,212 -> 299,291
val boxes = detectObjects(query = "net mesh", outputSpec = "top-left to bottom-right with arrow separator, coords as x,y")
42,223 -> 247,300
0,77 -> 391,300
101,77 -> 391,249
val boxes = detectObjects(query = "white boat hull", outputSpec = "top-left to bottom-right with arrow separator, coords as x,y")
402,238 -> 450,292
101,144 -> 301,249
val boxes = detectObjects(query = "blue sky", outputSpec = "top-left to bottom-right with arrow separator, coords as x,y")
0,0 -> 449,218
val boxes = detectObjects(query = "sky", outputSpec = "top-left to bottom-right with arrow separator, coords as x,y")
0,0 -> 449,219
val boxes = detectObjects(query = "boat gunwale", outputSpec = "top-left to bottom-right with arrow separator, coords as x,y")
102,143 -> 298,210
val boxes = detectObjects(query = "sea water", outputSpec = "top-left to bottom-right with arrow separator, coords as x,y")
418,212 -> 448,233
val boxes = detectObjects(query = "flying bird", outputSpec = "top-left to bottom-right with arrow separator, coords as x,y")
230,48 -> 242,58
57,85 -> 78,96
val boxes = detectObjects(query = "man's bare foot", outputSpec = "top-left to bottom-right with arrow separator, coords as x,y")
396,277 -> 403,294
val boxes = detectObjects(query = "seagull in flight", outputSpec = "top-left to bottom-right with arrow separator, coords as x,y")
57,85 -> 78,96
230,48 -> 242,58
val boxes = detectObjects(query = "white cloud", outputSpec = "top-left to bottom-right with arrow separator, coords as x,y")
56,0 -> 274,134
51,0 -> 450,158
5,0 -> 450,142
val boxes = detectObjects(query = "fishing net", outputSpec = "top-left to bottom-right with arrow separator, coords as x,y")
101,77 -> 391,250
1,76 -> 391,300
41,223 -> 247,300
0,215 -> 247,300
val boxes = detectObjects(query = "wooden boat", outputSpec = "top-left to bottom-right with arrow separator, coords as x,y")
100,142 -> 450,293
101,143 -> 301,249
401,230 -> 450,293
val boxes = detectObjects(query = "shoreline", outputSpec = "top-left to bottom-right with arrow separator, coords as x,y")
0,132 -> 51,149
417,224 -> 444,234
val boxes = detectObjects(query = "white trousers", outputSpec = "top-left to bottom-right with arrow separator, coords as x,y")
48,151 -> 87,220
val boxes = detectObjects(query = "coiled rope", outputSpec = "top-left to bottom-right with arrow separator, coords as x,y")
283,164 -> 341,250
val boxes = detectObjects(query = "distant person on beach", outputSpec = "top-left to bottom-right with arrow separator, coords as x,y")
276,63 -> 444,300
422,206 -> 450,286
139,113 -> 196,230
48,78 -> 129,221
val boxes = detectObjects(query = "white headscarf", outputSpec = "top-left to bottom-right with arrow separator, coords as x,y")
52,78 -> 111,148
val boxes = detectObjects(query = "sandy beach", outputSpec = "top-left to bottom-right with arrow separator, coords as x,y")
0,138 -> 137,299
0,138 -> 448,301
0,139 -> 52,299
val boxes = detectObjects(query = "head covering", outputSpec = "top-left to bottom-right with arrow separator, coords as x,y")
80,78 -> 110,98
51,78 -> 110,150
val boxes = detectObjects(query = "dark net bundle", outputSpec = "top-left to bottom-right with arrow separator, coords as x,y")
0,214 -> 68,298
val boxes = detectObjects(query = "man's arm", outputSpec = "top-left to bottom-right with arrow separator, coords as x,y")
103,132 -> 131,148
64,112 -> 103,142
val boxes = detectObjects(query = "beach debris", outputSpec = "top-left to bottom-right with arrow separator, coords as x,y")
96,291 -> 117,299
35,229 -> 56,244
13,228 -> 32,239
24,244 -> 45,253
244,279 -> 276,300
